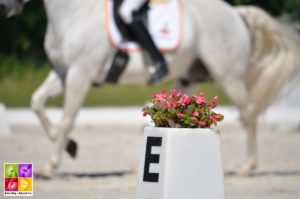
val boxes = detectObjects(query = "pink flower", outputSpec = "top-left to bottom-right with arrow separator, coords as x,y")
212,96 -> 219,106
177,94 -> 191,106
143,112 -> 148,117
210,115 -> 217,123
166,99 -> 177,108
170,89 -> 182,99
194,92 -> 206,105
144,89 -> 224,128
199,121 -> 206,127
192,111 -> 199,117
177,112 -> 184,119
213,114 -> 222,120
190,117 -> 198,125
153,90 -> 167,102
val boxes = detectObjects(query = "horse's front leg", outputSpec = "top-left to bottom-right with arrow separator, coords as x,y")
31,70 -> 64,140
40,66 -> 92,178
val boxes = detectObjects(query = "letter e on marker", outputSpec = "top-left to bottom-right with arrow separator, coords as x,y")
143,137 -> 162,182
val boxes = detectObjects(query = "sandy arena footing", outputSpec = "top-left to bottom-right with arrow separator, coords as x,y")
0,122 -> 299,199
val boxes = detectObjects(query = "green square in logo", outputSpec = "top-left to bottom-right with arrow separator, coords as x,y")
4,164 -> 18,178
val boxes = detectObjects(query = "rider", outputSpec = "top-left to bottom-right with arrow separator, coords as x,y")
119,0 -> 169,85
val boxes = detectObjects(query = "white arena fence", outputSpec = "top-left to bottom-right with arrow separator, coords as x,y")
2,106 -> 300,129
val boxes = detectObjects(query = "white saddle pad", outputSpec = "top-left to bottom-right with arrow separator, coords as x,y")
105,0 -> 183,52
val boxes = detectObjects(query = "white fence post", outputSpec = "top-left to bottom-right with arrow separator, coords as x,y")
0,103 -> 11,137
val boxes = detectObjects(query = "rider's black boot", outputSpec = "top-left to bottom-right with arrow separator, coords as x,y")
128,20 -> 168,85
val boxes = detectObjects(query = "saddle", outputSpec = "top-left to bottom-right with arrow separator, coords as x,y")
105,0 -> 149,83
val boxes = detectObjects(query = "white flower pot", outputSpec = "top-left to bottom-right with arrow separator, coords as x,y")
136,126 -> 225,199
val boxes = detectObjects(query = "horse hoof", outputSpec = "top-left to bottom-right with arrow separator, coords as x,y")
35,171 -> 52,180
235,162 -> 257,176
66,139 -> 78,159
36,166 -> 53,180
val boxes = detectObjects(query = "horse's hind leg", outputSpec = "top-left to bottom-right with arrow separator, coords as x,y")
236,109 -> 258,176
236,50 -> 294,175
31,70 -> 64,140
200,50 -> 255,174
40,65 -> 93,178
218,70 -> 259,176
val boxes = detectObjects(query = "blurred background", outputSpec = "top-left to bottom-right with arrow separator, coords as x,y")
1,0 -> 299,107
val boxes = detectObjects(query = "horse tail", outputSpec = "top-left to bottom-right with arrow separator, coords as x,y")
236,6 -> 300,105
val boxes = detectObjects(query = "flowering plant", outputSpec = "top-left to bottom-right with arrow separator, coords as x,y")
142,89 -> 224,128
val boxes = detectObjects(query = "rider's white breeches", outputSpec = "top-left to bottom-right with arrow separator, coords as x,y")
119,0 -> 147,24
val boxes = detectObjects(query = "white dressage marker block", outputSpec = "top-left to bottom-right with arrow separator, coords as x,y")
0,103 -> 11,137
136,127 -> 225,199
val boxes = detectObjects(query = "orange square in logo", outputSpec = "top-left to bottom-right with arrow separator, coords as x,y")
18,178 -> 32,191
